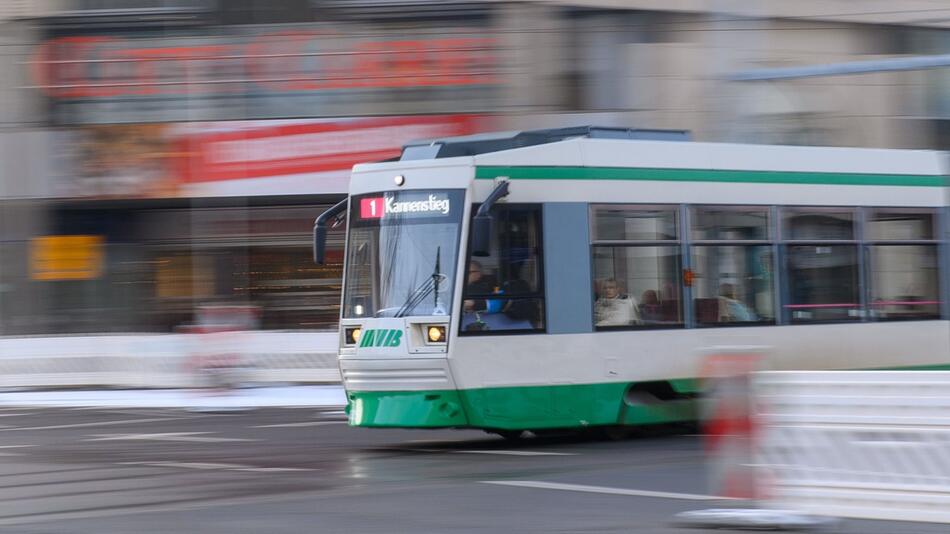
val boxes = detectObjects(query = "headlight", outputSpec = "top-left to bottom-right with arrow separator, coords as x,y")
426,325 -> 446,344
344,327 -> 362,346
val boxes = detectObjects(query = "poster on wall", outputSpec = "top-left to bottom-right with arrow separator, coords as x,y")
53,114 -> 489,199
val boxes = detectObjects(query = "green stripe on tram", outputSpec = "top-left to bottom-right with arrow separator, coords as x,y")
474,166 -> 947,187
867,363 -> 950,371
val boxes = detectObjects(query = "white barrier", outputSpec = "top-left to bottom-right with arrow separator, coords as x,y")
753,371 -> 950,524
0,332 -> 340,389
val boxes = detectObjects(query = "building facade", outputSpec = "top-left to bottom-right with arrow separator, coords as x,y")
2,0 -> 949,335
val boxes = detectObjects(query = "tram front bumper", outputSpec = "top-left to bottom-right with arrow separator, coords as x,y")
339,356 -> 468,428
345,389 -> 469,428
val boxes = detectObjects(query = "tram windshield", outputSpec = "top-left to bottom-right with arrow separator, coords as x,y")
343,190 -> 465,318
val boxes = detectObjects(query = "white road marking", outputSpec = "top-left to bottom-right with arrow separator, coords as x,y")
406,438 -> 473,444
251,421 -> 345,428
0,483 -> 333,527
121,461 -> 246,470
98,409 -> 210,417
455,449 -> 575,456
408,448 -> 575,456
481,480 -> 731,501
0,418 -> 173,432
0,413 -> 29,417
119,461 -> 313,472
236,467 -> 314,472
0,446 -> 32,457
84,432 -> 255,443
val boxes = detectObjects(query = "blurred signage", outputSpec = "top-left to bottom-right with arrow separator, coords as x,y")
30,235 -> 104,281
31,27 -> 500,124
54,114 -> 487,199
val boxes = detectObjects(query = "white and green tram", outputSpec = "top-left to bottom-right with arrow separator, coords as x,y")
313,127 -> 949,434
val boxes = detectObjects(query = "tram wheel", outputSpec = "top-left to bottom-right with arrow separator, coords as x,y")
598,425 -> 636,441
494,430 -> 526,441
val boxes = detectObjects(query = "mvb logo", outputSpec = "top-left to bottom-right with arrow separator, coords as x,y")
358,329 -> 403,348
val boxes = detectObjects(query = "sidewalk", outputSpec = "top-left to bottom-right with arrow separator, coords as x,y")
0,385 -> 348,409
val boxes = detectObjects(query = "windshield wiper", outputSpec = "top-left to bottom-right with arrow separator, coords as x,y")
395,247 -> 445,318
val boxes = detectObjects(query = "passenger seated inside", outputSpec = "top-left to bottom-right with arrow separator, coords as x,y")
718,283 -> 757,322
594,278 -> 641,327
639,289 -> 660,323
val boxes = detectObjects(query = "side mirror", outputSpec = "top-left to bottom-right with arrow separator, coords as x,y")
313,198 -> 348,265
313,224 -> 328,264
471,214 -> 492,257
470,179 -> 508,258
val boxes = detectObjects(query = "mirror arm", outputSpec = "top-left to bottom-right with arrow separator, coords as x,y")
313,198 -> 349,264
471,180 -> 510,257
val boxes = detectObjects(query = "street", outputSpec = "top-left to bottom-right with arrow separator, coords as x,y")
0,405 -> 943,533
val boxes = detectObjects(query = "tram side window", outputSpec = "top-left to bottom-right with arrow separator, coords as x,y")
591,205 -> 682,329
460,206 -> 545,334
783,209 -> 860,322
868,210 -> 940,320
690,207 -> 774,325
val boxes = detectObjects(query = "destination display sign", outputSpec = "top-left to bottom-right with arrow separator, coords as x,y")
354,191 -> 461,223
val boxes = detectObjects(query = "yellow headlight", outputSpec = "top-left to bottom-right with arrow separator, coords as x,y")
345,327 -> 361,345
427,326 -> 445,343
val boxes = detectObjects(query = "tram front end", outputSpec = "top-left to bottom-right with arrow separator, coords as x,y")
323,162 -> 476,428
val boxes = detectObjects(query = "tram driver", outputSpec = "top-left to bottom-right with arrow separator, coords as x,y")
463,260 -> 498,313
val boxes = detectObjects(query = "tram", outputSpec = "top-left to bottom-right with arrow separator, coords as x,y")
314,127 -> 950,434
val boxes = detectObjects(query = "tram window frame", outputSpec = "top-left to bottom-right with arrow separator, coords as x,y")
866,208 -> 941,322
781,207 -> 861,324
459,204 -> 546,336
783,208 -> 856,241
689,206 -> 775,327
590,204 -> 684,331
690,206 -> 771,241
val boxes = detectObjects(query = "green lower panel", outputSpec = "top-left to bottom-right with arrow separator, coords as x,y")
347,390 -> 469,428
348,381 -> 702,430
346,364 -> 950,430
619,400 -> 698,426
460,383 -> 627,430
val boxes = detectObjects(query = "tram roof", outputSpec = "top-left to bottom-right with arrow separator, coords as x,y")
399,126 -> 691,161
364,126 -> 946,179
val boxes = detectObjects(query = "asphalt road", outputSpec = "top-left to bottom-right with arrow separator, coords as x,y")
0,404 -> 944,533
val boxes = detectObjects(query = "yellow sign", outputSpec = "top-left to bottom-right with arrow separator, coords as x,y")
30,235 -> 104,281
